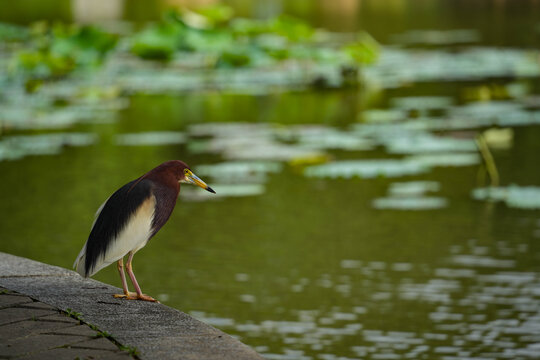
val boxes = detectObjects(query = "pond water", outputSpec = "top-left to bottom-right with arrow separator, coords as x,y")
2,1 -> 540,359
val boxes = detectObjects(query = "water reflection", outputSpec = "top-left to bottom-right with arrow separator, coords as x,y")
191,238 -> 540,359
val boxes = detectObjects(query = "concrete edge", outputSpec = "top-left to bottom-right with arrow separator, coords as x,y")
0,252 -> 264,360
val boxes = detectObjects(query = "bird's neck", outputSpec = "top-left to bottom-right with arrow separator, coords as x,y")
144,171 -> 180,193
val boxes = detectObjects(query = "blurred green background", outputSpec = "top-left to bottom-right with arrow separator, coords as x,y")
2,1 -> 540,359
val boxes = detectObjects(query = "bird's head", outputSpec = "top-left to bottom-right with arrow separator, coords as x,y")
173,161 -> 216,194
152,160 -> 216,194
180,167 -> 216,194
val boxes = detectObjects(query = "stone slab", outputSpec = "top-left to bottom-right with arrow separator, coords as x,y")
0,333 -> 90,357
0,319 -> 78,341
72,337 -> 123,351
0,252 -> 263,360
19,347 -> 132,360
0,253 -> 73,277
0,294 -> 33,308
0,306 -> 58,325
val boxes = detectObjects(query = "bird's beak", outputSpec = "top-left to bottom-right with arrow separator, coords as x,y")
185,170 -> 216,194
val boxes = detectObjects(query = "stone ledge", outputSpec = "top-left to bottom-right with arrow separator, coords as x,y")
0,252 -> 263,360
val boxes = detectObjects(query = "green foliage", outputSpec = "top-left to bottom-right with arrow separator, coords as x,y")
128,6 -> 371,70
183,29 -> 234,53
192,4 -> 234,26
2,6 -> 380,94
51,24 -> 117,61
268,14 -> 314,41
94,330 -> 112,338
0,22 -> 29,41
119,345 -> 140,357
11,22 -> 117,89
230,18 -> 268,37
65,307 -> 84,320
342,32 -> 380,64
229,14 -> 314,41
217,46 -> 255,67
131,21 -> 183,60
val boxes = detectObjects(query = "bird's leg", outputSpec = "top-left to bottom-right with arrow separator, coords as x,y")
113,258 -> 135,299
124,251 -> 159,303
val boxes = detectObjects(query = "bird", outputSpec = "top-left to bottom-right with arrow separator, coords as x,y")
73,160 -> 215,302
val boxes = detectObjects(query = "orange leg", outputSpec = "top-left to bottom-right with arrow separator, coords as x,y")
113,258 -> 134,299
117,251 -> 158,303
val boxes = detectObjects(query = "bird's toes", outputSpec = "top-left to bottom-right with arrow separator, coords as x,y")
113,293 -> 137,300
138,294 -> 159,303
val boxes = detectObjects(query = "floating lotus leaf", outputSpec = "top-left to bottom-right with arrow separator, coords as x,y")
391,96 -> 454,110
188,123 -> 273,137
372,196 -> 448,210
352,123 -> 426,140
448,101 -> 540,128
0,133 -> 97,161
304,159 -> 428,179
362,109 -> 407,123
283,126 -> 375,151
365,47 -> 540,88
195,161 -> 282,183
384,133 -> 477,154
224,143 -> 324,161
406,153 -> 480,167
388,181 -> 441,197
0,22 -> 29,41
451,255 -> 515,268
342,32 -> 380,65
130,19 -> 184,60
115,132 -> 186,146
472,185 -> 540,209
181,183 -> 265,201
187,137 -> 274,154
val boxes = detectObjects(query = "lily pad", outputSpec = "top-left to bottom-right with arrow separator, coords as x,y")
448,101 -> 540,128
384,134 -> 477,154
388,181 -> 441,197
299,133 -> 373,151
372,196 -> 448,210
281,126 -> 375,151
304,159 -> 428,179
365,47 -> 540,88
130,22 -> 183,61
406,153 -> 480,167
195,161 -> 282,178
224,143 -> 324,161
472,185 -> 540,209
188,123 -> 273,137
391,96 -> 454,111
181,183 -> 265,201
362,109 -> 407,123
115,132 -> 186,146
0,102 -> 116,130
0,132 -> 97,161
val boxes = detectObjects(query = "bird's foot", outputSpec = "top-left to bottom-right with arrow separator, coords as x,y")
136,294 -> 159,303
113,293 -> 159,303
113,292 -> 136,299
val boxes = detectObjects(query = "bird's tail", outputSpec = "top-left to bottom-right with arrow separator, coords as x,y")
73,244 -> 88,277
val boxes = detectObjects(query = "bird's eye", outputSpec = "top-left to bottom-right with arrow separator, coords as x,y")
184,169 -> 190,176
